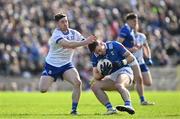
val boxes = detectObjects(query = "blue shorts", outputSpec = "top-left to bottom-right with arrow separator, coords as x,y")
139,64 -> 149,72
41,62 -> 74,81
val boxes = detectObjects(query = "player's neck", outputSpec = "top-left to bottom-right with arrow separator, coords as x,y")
57,27 -> 69,34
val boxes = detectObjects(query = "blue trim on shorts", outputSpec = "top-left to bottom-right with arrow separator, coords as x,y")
140,64 -> 149,72
41,62 -> 74,81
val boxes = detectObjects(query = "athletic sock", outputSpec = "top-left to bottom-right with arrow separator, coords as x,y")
105,102 -> 113,110
72,102 -> 78,111
125,100 -> 131,106
140,96 -> 145,102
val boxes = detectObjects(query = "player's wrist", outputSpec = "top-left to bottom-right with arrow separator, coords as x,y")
81,39 -> 89,45
148,58 -> 152,62
122,59 -> 128,65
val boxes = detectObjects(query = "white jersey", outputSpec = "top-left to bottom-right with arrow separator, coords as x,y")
45,28 -> 84,67
133,32 -> 147,64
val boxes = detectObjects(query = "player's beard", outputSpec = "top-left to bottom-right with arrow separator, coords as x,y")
61,25 -> 68,32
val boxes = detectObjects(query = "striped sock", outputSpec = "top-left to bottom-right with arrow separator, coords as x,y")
72,102 -> 78,111
105,102 -> 113,110
125,100 -> 131,106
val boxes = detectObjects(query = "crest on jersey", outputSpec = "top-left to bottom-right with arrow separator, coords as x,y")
48,70 -> 52,74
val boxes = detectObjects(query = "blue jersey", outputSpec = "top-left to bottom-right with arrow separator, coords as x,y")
118,23 -> 135,48
91,41 -> 129,73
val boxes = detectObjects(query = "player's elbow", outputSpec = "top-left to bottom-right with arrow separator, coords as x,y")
128,54 -> 136,64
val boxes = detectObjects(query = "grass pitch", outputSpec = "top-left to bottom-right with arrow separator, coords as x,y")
0,91 -> 180,119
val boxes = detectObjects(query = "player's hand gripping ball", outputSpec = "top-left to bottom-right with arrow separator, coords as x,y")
97,59 -> 112,76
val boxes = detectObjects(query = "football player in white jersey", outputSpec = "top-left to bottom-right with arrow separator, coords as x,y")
39,13 -> 96,115
133,23 -> 154,105
134,24 -> 153,86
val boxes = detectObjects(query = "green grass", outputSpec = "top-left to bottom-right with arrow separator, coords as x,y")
0,91 -> 180,119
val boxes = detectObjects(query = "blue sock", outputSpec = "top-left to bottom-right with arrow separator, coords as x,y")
140,96 -> 145,102
72,102 -> 78,111
105,102 -> 113,110
125,100 -> 131,106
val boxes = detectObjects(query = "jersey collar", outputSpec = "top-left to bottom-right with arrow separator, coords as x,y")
57,28 -> 70,35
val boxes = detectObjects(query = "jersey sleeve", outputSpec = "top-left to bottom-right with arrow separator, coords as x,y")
118,27 -> 128,39
74,30 -> 85,41
113,41 -> 127,56
91,54 -> 98,67
51,30 -> 64,44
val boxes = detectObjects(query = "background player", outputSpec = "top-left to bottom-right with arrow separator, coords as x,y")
117,13 -> 152,105
39,13 -> 96,115
133,23 -> 154,88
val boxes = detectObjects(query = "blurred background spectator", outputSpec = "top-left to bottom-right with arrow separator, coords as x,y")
0,0 -> 179,84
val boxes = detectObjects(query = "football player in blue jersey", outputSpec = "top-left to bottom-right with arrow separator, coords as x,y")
117,13 -> 154,105
39,13 -> 97,115
88,40 -> 137,115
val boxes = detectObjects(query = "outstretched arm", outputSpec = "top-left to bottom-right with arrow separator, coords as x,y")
60,35 -> 96,49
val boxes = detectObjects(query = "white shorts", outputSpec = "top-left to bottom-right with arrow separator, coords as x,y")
136,57 -> 145,65
109,67 -> 134,85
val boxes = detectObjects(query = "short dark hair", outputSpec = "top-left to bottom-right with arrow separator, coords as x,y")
126,13 -> 137,21
88,41 -> 99,53
54,13 -> 66,22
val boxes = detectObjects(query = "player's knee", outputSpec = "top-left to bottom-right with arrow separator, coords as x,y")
73,78 -> 82,87
115,83 -> 124,89
40,89 -> 47,93
144,81 -> 152,86
146,83 -> 151,86
91,83 -> 99,92
135,76 -> 143,84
